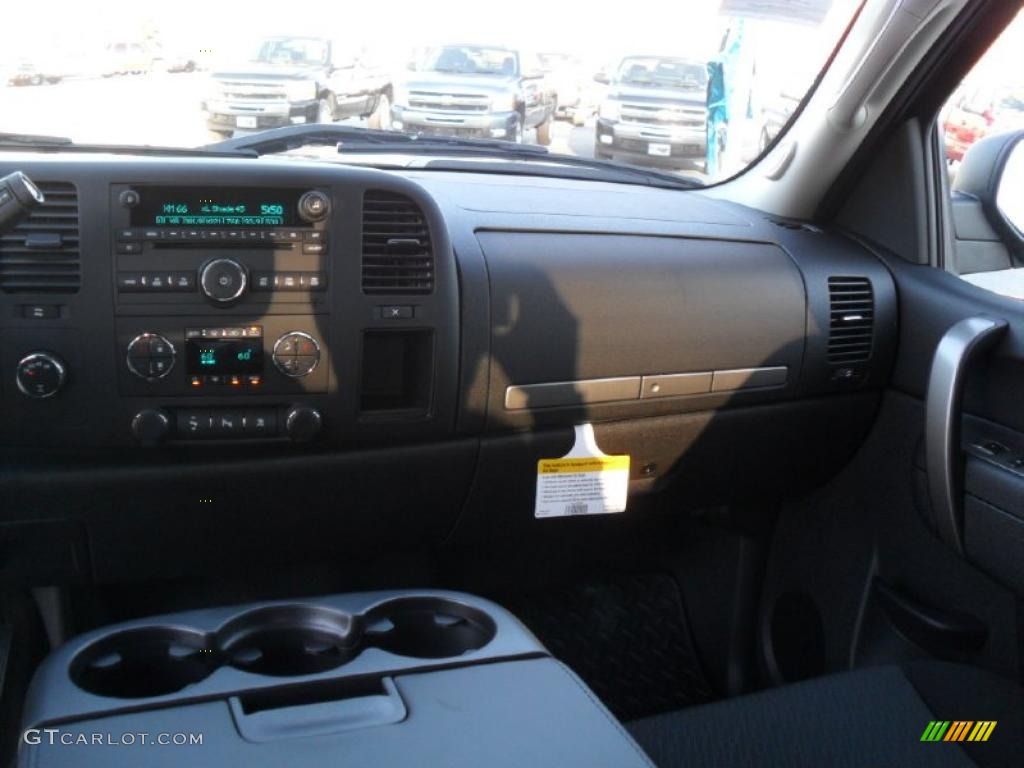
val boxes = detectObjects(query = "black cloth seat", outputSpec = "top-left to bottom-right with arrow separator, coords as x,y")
627,662 -> 1023,767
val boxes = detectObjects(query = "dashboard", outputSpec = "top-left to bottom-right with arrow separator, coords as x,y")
0,152 -> 899,583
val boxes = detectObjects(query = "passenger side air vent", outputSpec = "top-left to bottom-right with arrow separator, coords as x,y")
0,182 -> 80,293
827,277 -> 874,364
361,191 -> 433,294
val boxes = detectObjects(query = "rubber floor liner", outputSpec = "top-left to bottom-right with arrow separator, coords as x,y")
497,573 -> 714,721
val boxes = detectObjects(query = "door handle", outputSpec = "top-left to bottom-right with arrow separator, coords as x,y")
925,316 -> 1007,553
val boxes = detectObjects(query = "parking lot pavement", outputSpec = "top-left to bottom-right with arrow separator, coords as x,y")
1,74 -> 704,183
0,72 -> 212,146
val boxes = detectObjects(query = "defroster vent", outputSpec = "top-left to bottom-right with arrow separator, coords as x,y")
0,182 -> 80,293
361,191 -> 433,294
827,277 -> 873,364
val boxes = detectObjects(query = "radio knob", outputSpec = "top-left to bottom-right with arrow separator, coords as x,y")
200,258 -> 247,304
298,190 -> 330,222
127,333 -> 176,381
15,351 -> 66,398
285,406 -> 322,442
131,408 -> 171,445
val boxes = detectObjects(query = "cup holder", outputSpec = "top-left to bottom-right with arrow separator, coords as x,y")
70,627 -> 217,699
218,605 -> 355,677
70,596 -> 499,699
363,597 -> 497,659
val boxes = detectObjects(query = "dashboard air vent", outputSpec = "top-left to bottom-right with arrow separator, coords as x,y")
827,277 -> 873,364
0,182 -> 80,293
361,191 -> 433,294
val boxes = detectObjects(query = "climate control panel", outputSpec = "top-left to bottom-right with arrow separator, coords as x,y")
117,318 -> 329,397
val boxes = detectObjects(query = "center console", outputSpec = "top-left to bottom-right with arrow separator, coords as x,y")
0,163 -> 460,449
19,591 -> 652,767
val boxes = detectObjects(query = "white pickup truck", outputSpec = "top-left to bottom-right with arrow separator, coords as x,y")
203,36 -> 392,138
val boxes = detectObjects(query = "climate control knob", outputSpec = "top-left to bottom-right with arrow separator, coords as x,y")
131,408 -> 171,445
272,332 -> 320,377
15,351 -> 66,398
285,406 -> 322,442
199,258 -> 247,304
127,333 -> 176,381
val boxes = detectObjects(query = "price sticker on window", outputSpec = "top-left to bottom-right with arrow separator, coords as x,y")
535,424 -> 630,518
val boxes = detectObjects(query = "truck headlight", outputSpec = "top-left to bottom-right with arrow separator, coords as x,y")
284,80 -> 317,102
490,93 -> 517,112
599,100 -> 621,121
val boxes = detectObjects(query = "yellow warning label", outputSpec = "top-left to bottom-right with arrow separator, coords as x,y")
538,456 -> 631,475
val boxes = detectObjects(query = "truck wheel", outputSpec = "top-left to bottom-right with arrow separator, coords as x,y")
536,117 -> 553,146
367,93 -> 391,130
317,94 -> 336,124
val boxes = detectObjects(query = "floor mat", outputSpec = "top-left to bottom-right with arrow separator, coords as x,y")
496,573 -> 715,721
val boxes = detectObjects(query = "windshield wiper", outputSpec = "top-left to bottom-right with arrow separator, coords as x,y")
202,124 -> 700,189
204,124 -> 548,156
0,132 -> 74,147
0,133 -> 256,157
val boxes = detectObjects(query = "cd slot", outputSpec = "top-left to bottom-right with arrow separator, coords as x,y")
150,241 -> 295,251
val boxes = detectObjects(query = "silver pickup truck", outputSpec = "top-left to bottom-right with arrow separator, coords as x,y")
203,36 -> 392,138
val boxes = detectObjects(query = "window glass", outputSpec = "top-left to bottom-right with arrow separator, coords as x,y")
1,0 -> 861,187
940,9 -> 1024,299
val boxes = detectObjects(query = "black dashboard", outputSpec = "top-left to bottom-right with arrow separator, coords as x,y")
0,153 -> 898,583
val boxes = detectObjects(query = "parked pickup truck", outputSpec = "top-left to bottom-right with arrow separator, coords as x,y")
594,56 -> 708,169
203,36 -> 392,138
391,45 -> 555,144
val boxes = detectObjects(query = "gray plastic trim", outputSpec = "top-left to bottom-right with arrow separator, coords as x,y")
640,372 -> 713,399
711,366 -> 788,392
925,316 -> 1007,553
505,367 -> 789,410
504,377 -> 641,410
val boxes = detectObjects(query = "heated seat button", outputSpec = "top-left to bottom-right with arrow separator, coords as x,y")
149,338 -> 173,358
294,336 -> 318,356
148,358 -> 173,377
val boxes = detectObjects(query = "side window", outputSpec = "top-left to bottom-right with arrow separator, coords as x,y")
940,9 -> 1024,299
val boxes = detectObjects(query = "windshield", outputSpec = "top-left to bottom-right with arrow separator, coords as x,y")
253,38 -> 329,67
2,0 -> 863,187
417,46 -> 518,76
616,57 -> 707,90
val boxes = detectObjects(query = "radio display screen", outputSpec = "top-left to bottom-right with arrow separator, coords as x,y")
185,338 -> 263,375
131,187 -> 302,227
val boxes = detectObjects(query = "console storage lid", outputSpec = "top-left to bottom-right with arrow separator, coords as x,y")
23,659 -> 653,767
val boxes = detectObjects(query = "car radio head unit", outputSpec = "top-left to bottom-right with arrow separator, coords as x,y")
130,186 -> 304,227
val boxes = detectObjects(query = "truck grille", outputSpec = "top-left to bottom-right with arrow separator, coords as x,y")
407,91 -> 490,113
620,103 -> 705,127
216,81 -> 288,102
